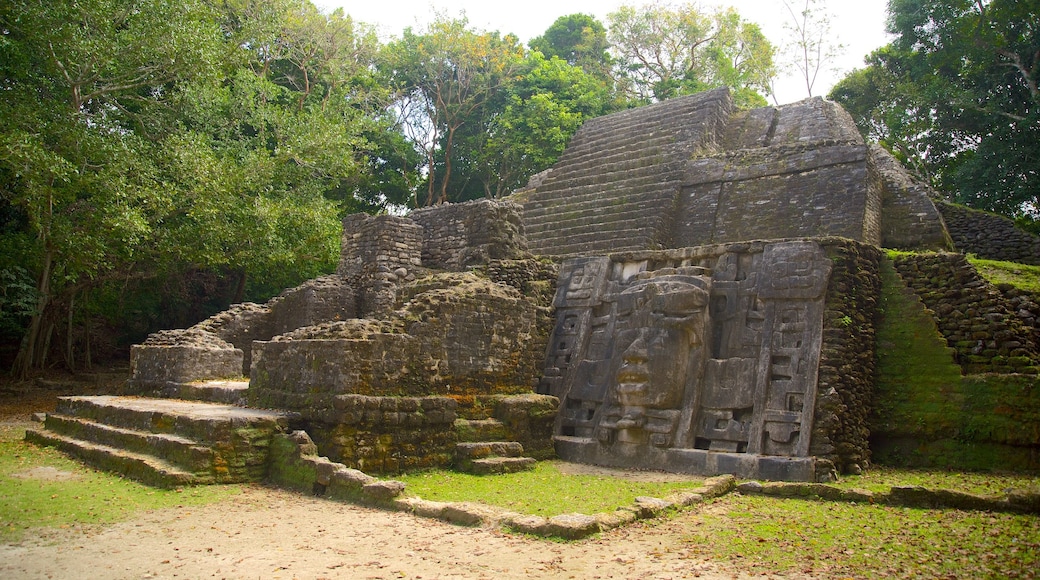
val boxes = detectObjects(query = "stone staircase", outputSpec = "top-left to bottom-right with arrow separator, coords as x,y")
453,416 -> 537,475
453,441 -> 536,475
25,393 -> 293,488
515,89 -> 732,257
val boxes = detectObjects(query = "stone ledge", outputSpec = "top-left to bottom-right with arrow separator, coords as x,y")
267,429 -> 738,540
736,480 -> 1040,514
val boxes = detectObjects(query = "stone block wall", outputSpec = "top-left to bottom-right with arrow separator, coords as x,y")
676,98 -> 881,248
870,145 -> 952,251
410,199 -> 529,270
810,240 -> 884,475
249,272 -> 552,412
892,253 -> 1040,374
338,214 -> 423,279
130,276 -> 356,383
871,260 -> 1040,473
307,394 -> 458,474
937,202 -> 1040,265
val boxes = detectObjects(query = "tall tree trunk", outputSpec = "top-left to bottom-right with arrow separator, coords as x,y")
13,249 -> 53,379
66,292 -> 75,372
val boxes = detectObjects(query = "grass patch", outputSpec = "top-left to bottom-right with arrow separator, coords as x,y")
969,257 -> 1040,293
831,464 -> 1039,495
397,461 -> 701,517
683,494 -> 1040,578
0,423 -> 240,542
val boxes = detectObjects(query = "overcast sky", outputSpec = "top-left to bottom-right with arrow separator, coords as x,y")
312,0 -> 891,104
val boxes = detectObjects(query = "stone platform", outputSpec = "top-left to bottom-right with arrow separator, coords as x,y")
26,396 -> 294,488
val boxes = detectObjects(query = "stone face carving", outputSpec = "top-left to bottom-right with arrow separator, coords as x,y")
541,240 -> 832,479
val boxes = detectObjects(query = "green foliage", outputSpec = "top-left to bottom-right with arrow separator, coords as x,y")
606,2 -> 774,106
682,494 -> 1040,578
830,0 -> 1040,219
0,426 -> 238,541
397,461 -> 698,516
0,0 -> 392,371
529,13 -> 612,83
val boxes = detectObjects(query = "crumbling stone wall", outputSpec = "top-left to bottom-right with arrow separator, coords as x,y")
129,276 -> 356,384
869,145 -> 952,251
892,253 -> 1040,374
249,272 -> 552,411
306,394 -> 458,473
937,202 -> 1040,265
338,213 -> 423,316
811,240 -> 884,476
410,199 -> 529,270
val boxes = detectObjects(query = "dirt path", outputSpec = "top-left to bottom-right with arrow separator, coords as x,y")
0,371 -> 795,580
0,482 -> 782,580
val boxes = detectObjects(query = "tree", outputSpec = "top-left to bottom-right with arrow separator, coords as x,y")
0,0 -> 391,375
529,14 -> 613,83
473,51 -> 614,197
830,0 -> 1039,217
0,0 -> 226,376
778,0 -> 846,99
606,2 -> 775,106
383,15 -> 525,205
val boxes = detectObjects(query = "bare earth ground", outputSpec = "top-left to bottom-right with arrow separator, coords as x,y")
0,371 -> 783,580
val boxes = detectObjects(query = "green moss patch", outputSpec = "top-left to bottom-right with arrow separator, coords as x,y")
969,258 -> 1040,293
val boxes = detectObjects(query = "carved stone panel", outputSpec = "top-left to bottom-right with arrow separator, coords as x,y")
543,240 -> 833,478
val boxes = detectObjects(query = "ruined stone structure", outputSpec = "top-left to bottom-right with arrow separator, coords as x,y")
27,87 -> 1040,487
512,88 -> 950,256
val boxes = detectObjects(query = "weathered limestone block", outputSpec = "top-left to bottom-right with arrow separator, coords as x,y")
512,87 -> 950,257
130,330 -> 243,386
410,198 -> 529,270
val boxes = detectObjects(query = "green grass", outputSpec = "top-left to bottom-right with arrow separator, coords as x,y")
397,461 -> 701,516
831,464 -> 1039,495
0,424 -> 240,542
683,494 -> 1040,579
969,257 -> 1040,293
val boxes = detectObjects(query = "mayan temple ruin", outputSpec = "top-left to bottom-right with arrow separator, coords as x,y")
26,88 -> 1040,492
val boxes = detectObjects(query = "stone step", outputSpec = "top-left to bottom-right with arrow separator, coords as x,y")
526,227 -> 659,256
454,418 -> 509,442
42,414 -> 214,473
523,168 -> 684,207
27,396 -> 294,486
563,101 -> 718,152
24,429 -> 200,488
524,193 -> 675,234
134,380 -> 250,405
455,441 -> 525,460
553,135 -> 678,170
467,456 -> 537,475
53,395 -> 290,445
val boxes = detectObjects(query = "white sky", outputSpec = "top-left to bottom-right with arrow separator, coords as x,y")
313,0 -> 891,105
